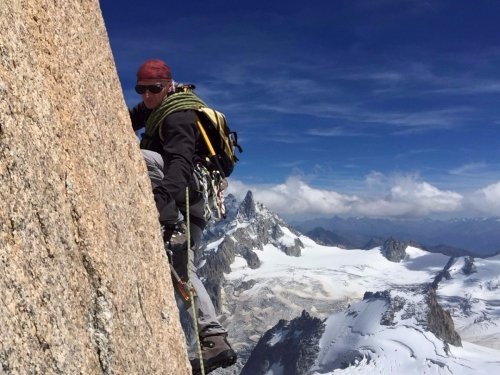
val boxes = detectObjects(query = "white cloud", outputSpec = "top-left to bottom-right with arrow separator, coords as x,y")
449,162 -> 487,175
263,177 -> 360,216
227,174 -> 465,219
384,176 -> 464,216
228,176 -> 359,217
467,182 -> 500,215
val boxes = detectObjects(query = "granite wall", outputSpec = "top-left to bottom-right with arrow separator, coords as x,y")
0,1 -> 189,373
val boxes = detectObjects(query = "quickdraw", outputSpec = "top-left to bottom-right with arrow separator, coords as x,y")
194,163 -> 228,221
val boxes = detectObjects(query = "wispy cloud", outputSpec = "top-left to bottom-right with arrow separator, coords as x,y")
430,81 -> 500,95
449,162 -> 488,176
274,160 -> 307,168
394,148 -> 436,159
307,127 -> 360,137
202,56 -> 479,134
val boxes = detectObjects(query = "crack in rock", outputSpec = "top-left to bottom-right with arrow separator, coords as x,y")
82,254 -> 114,374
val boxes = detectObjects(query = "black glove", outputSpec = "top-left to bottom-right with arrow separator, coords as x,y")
162,220 -> 186,243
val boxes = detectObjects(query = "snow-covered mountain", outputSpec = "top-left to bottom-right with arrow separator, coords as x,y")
200,191 -> 500,374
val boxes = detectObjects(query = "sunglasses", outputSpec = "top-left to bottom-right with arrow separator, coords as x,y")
134,83 -> 165,94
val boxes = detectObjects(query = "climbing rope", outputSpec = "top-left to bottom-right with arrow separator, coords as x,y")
186,186 -> 205,375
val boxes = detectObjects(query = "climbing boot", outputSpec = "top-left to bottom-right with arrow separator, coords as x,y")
190,333 -> 237,375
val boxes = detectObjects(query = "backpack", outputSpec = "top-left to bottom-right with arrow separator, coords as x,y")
195,107 -> 242,178
175,83 -> 242,178
174,83 -> 242,220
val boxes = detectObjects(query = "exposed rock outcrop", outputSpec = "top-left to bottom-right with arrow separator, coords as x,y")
462,256 -> 477,275
280,237 -> 303,257
239,190 -> 258,220
382,237 -> 407,262
198,237 -> 237,312
241,310 -> 325,375
431,256 -> 455,289
0,1 -> 189,374
426,288 -> 462,348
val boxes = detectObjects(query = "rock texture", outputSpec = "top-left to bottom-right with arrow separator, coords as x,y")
241,311 -> 325,375
462,256 -> 477,275
382,237 -> 408,262
0,1 -> 189,374
426,288 -> 462,348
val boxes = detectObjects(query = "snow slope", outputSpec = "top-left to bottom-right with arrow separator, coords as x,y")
310,294 -> 500,375
227,228 -> 449,305
438,254 -> 500,349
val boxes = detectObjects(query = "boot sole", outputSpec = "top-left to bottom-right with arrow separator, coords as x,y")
192,350 -> 237,375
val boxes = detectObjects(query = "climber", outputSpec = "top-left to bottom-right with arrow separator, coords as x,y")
129,59 -> 237,374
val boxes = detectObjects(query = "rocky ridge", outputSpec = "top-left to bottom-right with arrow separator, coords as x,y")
241,311 -> 325,375
199,191 -> 304,311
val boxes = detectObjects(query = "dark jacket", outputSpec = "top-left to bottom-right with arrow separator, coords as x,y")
130,102 -> 205,227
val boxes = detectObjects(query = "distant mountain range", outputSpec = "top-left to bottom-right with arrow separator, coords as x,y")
292,216 -> 500,256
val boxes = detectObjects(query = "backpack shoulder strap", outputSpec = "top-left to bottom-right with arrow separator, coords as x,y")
195,112 -> 217,158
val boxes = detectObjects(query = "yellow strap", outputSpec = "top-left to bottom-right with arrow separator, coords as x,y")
196,120 -> 216,157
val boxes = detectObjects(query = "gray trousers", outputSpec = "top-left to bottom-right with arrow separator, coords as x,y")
142,150 -> 226,353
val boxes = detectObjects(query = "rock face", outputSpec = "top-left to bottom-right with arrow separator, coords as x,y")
426,288 -> 462,347
365,287 -> 462,347
382,237 -> 408,262
0,1 -> 189,374
241,311 -> 325,375
462,256 -> 477,275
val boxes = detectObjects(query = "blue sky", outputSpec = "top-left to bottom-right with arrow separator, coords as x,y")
100,0 -> 500,220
